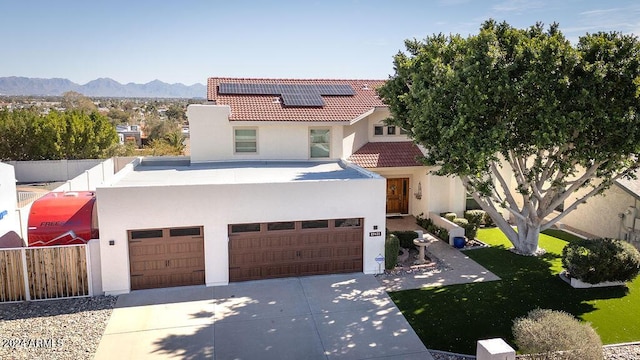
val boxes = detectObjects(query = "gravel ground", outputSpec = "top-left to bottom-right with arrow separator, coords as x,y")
0,296 -> 116,360
602,343 -> 640,359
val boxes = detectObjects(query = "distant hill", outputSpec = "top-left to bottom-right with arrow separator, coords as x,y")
0,76 -> 206,98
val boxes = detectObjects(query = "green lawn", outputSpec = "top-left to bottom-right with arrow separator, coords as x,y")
389,228 -> 640,355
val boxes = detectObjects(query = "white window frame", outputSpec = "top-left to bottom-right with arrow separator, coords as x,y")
234,127 -> 258,154
309,128 -> 331,159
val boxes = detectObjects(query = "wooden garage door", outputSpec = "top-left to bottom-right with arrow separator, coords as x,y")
129,227 -> 205,290
228,219 -> 363,282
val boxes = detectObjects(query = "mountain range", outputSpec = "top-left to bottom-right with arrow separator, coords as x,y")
0,77 -> 206,98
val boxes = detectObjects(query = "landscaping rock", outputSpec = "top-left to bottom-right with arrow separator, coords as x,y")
0,296 -> 116,360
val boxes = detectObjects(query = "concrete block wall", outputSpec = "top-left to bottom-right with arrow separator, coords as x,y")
477,338 -> 515,360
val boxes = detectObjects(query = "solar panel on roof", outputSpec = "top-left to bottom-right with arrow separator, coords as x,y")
281,93 -> 325,107
219,83 -> 280,95
219,83 -> 354,96
314,84 -> 355,96
218,82 -> 355,107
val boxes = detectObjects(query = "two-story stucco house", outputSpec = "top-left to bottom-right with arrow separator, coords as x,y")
192,78 -> 465,216
96,77 -> 465,295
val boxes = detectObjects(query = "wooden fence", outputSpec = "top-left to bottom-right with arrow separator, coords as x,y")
0,244 -> 90,302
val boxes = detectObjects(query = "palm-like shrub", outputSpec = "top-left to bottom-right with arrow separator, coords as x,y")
562,238 -> 640,284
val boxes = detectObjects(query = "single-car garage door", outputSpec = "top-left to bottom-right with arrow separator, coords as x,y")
228,218 -> 363,282
128,226 -> 205,290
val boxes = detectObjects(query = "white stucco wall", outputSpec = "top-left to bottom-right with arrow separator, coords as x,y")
343,114 -> 369,158
560,184 -> 636,239
96,176 -> 386,295
0,162 -> 20,241
188,104 -> 345,163
425,174 -> 466,216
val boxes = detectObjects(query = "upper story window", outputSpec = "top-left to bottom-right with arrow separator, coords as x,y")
374,124 -> 405,136
310,128 -> 330,158
399,127 -> 409,135
234,128 -> 257,153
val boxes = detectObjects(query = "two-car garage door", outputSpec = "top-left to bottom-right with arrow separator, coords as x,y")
127,218 -> 364,289
228,218 -> 363,282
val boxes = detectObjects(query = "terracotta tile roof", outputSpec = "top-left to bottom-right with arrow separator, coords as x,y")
348,142 -> 425,168
207,77 -> 386,122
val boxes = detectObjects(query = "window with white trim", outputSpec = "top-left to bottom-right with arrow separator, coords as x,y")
234,128 -> 257,153
310,128 -> 330,158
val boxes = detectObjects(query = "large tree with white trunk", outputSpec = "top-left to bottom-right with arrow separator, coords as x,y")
377,20 -> 640,255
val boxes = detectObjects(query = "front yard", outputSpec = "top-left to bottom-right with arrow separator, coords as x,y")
389,228 -> 640,355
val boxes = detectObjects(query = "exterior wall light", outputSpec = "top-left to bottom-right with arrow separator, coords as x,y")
414,181 -> 422,200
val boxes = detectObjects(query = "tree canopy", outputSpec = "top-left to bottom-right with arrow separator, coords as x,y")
377,20 -> 640,255
0,108 -> 118,160
61,91 -> 97,112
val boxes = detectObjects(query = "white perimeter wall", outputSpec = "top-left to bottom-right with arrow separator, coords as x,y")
188,104 -> 345,162
9,159 -> 104,183
52,158 -> 115,192
0,163 -> 20,240
97,176 -> 386,295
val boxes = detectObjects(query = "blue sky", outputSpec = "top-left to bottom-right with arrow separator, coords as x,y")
1,0 -> 639,85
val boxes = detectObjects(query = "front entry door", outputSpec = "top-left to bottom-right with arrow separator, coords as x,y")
386,178 -> 409,214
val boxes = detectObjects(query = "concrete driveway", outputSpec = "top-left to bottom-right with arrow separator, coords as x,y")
95,273 -> 433,359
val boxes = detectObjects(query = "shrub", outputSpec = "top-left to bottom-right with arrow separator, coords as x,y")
416,213 -> 431,229
416,213 -> 449,242
464,210 -> 485,226
391,231 -> 419,249
385,233 -> 400,270
483,211 -> 496,227
513,308 -> 603,360
434,227 -> 449,242
453,217 -> 477,240
562,238 -> 640,284
443,212 -> 457,222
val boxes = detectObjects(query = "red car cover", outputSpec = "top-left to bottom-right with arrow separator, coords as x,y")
28,191 -> 99,247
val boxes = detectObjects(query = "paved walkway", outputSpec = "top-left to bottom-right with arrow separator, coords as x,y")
95,274 -> 433,360
380,216 -> 500,292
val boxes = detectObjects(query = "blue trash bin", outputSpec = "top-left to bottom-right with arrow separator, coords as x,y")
453,236 -> 466,249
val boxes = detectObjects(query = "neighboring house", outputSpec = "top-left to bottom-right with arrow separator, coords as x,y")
560,174 -> 640,249
115,124 -> 142,147
95,77 -> 466,295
